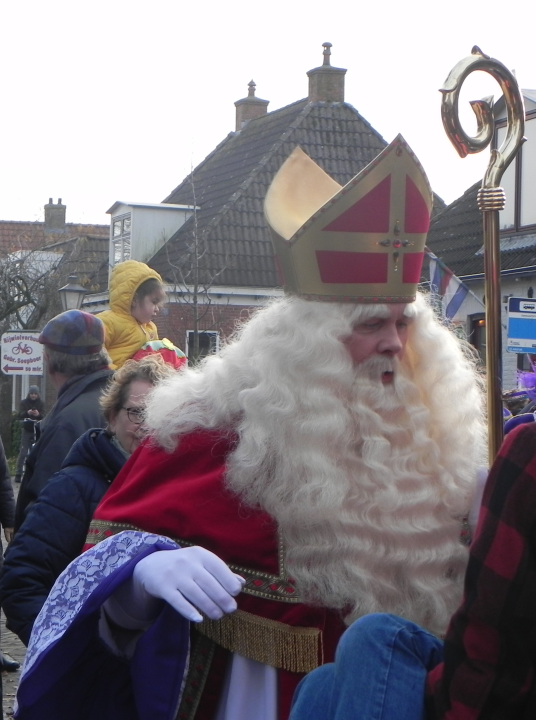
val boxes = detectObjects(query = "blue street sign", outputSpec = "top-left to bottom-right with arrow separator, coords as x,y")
507,297 -> 536,353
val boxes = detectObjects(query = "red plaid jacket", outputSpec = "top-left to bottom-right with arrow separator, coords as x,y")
427,423 -> 536,719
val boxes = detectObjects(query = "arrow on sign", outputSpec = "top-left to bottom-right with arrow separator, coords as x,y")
3,365 -> 23,372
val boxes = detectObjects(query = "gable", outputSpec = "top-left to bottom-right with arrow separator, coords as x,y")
152,101 -> 390,288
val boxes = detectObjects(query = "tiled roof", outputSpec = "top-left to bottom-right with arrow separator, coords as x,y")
153,99 -> 444,288
425,182 -> 484,277
44,235 -> 111,294
0,220 -> 108,255
426,183 -> 536,278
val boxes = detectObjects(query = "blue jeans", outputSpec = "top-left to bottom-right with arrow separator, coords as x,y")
290,614 -> 444,720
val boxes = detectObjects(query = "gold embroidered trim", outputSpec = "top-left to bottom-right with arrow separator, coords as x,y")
86,519 -> 301,603
175,630 -> 214,720
197,609 -> 321,673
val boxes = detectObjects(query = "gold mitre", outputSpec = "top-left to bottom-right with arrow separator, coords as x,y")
264,134 -> 433,303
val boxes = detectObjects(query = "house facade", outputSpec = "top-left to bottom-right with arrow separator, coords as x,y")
0,201 -> 110,450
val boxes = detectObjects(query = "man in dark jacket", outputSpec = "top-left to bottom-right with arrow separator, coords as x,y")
14,310 -> 112,530
14,385 -> 46,483
3,428 -> 125,644
1,354 -> 174,646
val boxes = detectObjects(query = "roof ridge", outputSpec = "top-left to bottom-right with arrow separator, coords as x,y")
337,100 -> 387,146
162,132 -> 237,203
0,219 -> 107,227
197,102 -> 317,236
429,180 -> 481,226
162,99 -> 311,206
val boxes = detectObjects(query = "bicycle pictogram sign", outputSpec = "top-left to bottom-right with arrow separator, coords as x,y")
12,342 -> 33,355
1,332 -> 43,375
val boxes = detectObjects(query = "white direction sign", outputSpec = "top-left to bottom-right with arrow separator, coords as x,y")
1,332 -> 44,375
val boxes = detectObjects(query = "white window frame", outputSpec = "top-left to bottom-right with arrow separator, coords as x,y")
111,213 -> 132,265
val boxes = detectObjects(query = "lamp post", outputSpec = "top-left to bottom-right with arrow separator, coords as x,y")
58,275 -> 87,312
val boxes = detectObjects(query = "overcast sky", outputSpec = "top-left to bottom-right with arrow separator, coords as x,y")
0,0 -> 533,226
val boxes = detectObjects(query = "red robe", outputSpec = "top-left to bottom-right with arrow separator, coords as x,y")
86,429 -> 346,720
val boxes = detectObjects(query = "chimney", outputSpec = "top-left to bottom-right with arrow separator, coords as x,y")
44,198 -> 66,233
234,80 -> 269,131
307,42 -> 346,103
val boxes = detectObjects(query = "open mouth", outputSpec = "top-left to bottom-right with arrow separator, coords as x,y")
381,371 -> 394,384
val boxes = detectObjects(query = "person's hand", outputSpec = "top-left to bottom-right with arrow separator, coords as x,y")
3,528 -> 13,543
28,409 -> 38,416
133,546 -> 245,623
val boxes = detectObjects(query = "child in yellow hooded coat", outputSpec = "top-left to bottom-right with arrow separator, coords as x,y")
97,260 -> 166,369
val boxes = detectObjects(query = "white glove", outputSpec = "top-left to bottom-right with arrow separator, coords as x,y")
107,547 -> 245,627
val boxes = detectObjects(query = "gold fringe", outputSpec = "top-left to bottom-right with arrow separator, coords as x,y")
197,609 -> 321,673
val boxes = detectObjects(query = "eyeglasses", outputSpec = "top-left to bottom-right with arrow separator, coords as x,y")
122,406 -> 145,424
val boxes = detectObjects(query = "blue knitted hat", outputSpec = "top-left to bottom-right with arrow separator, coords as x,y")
39,310 -> 104,356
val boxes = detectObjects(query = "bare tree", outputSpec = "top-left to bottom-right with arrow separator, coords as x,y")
0,249 -> 63,333
165,180 -> 232,364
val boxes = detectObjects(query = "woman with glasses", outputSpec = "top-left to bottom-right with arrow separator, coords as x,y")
0,355 -> 176,646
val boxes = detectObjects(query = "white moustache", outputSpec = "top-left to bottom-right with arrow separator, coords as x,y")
355,355 -> 396,380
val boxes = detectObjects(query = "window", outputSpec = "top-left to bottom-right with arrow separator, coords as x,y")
112,214 -> 131,265
468,313 -> 486,364
497,112 -> 536,232
517,352 -> 532,372
186,331 -> 219,362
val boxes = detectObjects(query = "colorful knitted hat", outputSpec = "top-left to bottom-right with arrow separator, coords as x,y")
39,310 -> 105,356
132,338 -> 187,370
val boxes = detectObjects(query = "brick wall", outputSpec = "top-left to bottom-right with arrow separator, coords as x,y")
154,302 -> 258,354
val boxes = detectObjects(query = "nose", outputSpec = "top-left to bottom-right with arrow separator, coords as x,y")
377,323 -> 404,356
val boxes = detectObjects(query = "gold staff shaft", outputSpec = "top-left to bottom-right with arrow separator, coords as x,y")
482,210 -> 504,459
440,46 -> 525,464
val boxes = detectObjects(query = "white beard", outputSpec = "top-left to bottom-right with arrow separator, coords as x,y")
226,354 -> 470,636
145,294 -> 486,636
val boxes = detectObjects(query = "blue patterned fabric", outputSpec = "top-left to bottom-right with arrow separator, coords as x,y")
16,531 -> 190,720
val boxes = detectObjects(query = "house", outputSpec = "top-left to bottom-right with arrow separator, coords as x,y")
90,43 -> 445,360
0,201 -> 109,450
426,90 -> 536,389
0,198 -> 108,254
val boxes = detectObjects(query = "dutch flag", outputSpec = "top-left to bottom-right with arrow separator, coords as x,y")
427,249 -> 470,321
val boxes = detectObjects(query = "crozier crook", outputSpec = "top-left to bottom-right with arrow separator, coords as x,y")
440,46 -> 525,463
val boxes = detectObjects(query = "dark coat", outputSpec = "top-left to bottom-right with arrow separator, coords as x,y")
0,435 -> 15,530
0,428 -> 126,645
18,396 -> 46,423
15,368 -> 113,530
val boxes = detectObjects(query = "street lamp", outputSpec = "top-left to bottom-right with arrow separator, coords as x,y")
58,275 -> 87,312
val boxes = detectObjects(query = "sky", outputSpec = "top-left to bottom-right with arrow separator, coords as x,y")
0,0 -> 534,226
